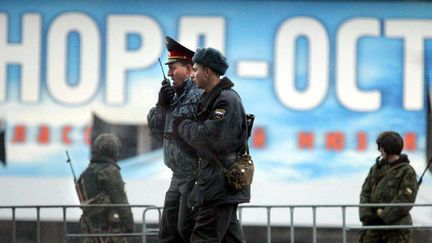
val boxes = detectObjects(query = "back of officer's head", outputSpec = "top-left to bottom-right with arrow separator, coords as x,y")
376,131 -> 404,155
92,133 -> 122,159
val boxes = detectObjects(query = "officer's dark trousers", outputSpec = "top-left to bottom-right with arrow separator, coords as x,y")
360,229 -> 410,243
159,176 -> 195,243
190,203 -> 245,243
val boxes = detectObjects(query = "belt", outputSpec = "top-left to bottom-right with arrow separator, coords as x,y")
199,152 -> 239,167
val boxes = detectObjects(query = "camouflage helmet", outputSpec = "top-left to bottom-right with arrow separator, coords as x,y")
376,131 -> 404,155
92,133 -> 122,159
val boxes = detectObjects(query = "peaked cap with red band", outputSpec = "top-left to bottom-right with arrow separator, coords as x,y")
165,36 -> 195,64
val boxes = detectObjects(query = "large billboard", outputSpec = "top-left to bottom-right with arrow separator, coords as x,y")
1,0 -> 431,225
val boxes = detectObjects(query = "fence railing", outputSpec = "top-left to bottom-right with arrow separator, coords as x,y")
1,203 -> 431,243
0,204 -> 153,243
235,203 -> 432,243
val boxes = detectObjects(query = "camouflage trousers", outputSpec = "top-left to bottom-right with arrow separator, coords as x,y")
359,229 -> 410,243
80,216 -> 128,243
82,236 -> 128,243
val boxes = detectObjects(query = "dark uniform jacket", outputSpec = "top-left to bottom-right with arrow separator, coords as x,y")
147,78 -> 203,178
175,77 -> 251,207
359,154 -> 418,226
79,155 -> 134,233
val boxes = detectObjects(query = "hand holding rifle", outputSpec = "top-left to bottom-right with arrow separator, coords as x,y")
66,151 -> 104,243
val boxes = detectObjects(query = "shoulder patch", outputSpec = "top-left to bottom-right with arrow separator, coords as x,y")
405,187 -> 413,195
214,108 -> 226,119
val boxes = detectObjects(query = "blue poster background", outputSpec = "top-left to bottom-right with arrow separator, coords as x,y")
0,0 -> 431,184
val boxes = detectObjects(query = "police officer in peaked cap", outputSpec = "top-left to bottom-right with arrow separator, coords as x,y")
147,36 -> 203,242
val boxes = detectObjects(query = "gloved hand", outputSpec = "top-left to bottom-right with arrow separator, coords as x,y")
361,215 -> 385,226
172,116 -> 185,135
157,84 -> 175,108
172,117 -> 196,156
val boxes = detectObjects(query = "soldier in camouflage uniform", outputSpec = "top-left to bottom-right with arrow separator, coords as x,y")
79,133 -> 134,243
147,36 -> 203,243
359,131 -> 418,243
173,47 -> 249,242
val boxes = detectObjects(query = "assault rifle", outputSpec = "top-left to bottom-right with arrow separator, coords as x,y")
66,151 -> 85,202
66,151 -> 104,243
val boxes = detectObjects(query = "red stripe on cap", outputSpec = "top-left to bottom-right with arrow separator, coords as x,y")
169,50 -> 193,60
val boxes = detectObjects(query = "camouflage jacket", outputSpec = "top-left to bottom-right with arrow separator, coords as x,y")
359,154 -> 418,225
78,155 -> 134,232
147,78 -> 203,178
175,77 -> 250,207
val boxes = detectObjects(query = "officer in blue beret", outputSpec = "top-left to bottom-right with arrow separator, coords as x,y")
147,36 -> 203,243
173,47 -> 250,242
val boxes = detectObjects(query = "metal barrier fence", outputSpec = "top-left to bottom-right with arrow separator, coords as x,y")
142,206 -> 162,243
0,204 -> 154,243
234,203 -> 432,243
1,203 -> 431,243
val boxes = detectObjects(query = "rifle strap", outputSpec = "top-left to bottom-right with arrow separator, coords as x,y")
207,151 -> 229,175
205,115 -> 250,174
206,141 -> 249,175
418,157 -> 432,186
381,162 -> 407,177
373,162 -> 408,193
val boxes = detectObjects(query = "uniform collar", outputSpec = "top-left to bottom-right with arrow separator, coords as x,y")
199,77 -> 234,111
376,154 -> 409,168
388,154 -> 409,166
172,78 -> 194,104
90,154 -> 120,169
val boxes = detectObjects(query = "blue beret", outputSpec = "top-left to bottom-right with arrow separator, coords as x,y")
192,47 -> 229,75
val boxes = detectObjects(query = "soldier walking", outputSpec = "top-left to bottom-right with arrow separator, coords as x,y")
78,133 -> 134,243
147,36 -> 203,242
359,131 -> 418,243
173,47 -> 250,242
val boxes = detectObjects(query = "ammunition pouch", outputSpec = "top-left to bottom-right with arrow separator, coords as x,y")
82,192 -> 111,220
224,154 -> 255,192
222,113 -> 256,192
84,192 -> 121,228
204,111 -> 255,192
108,209 -> 121,224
